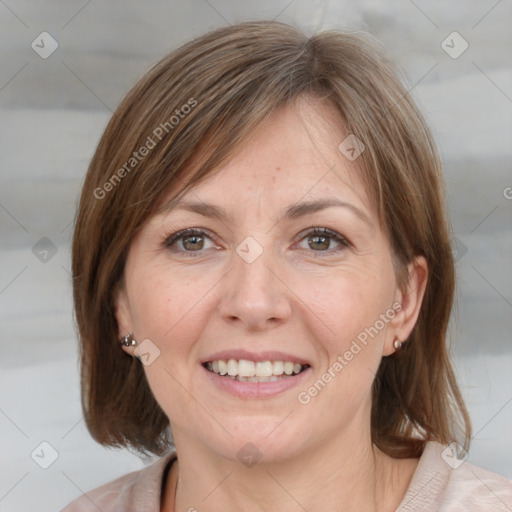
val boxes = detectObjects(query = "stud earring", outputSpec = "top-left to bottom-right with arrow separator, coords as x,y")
393,337 -> 402,350
120,333 -> 137,347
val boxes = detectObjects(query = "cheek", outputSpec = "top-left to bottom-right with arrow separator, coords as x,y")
126,266 -> 220,426
127,263 -> 219,360
299,263 -> 394,345
123,229 -> 258,400
294,260 -> 395,394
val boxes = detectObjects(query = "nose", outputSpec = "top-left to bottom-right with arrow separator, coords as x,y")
217,241 -> 292,332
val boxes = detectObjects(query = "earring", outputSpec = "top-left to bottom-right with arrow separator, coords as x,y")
120,333 -> 137,347
393,337 -> 402,350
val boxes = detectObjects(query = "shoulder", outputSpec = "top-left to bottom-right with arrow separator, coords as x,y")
60,451 -> 176,512
398,442 -> 512,511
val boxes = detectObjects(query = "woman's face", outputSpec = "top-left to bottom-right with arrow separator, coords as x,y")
116,96 -> 426,463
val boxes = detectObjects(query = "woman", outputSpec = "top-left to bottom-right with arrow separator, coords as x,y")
63,21 -> 511,512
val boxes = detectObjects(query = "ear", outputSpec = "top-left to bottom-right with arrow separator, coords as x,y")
114,282 -> 135,355
383,255 -> 428,356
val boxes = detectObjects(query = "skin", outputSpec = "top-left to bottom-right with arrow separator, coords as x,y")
115,95 -> 428,512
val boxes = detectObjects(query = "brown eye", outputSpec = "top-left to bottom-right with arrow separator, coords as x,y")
182,234 -> 204,251
164,228 -> 217,255
308,234 -> 331,251
297,227 -> 349,253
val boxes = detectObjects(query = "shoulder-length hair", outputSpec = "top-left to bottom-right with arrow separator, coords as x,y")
72,20 -> 471,458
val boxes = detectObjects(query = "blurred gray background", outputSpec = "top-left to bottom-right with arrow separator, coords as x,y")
1,1 -> 511,510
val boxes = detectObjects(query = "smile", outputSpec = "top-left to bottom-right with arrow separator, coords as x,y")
203,359 -> 310,382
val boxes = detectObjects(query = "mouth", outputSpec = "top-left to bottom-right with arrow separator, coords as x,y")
202,359 -> 310,383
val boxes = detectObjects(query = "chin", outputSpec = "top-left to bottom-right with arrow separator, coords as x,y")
206,415 -> 313,465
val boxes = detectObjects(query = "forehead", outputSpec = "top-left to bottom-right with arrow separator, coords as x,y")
158,96 -> 376,221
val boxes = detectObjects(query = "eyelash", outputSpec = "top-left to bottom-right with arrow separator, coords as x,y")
162,227 -> 350,257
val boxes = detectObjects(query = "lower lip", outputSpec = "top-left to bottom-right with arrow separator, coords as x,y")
202,365 -> 311,399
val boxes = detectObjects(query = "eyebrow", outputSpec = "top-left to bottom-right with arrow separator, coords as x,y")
162,197 -> 372,226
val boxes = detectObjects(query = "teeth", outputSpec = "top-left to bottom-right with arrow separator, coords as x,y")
255,361 -> 273,377
220,374 -> 291,383
218,360 -> 228,375
272,361 -> 284,375
283,362 -> 294,375
238,359 -> 255,377
205,359 -> 307,379
227,359 -> 238,376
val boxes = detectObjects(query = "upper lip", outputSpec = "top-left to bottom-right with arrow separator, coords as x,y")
201,349 -> 311,366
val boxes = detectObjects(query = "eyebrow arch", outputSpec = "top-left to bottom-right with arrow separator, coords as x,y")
162,197 -> 372,226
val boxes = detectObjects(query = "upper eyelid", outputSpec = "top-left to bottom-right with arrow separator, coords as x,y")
297,226 -> 347,239
163,227 -> 218,246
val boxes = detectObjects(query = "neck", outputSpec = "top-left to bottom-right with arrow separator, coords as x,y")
164,426 -> 417,512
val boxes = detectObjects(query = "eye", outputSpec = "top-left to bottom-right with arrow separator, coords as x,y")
296,227 -> 349,253
163,228 -> 218,254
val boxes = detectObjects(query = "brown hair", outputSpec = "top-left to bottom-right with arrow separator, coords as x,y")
72,20 -> 471,458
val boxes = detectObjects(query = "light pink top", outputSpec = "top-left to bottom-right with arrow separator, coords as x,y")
61,442 -> 512,511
